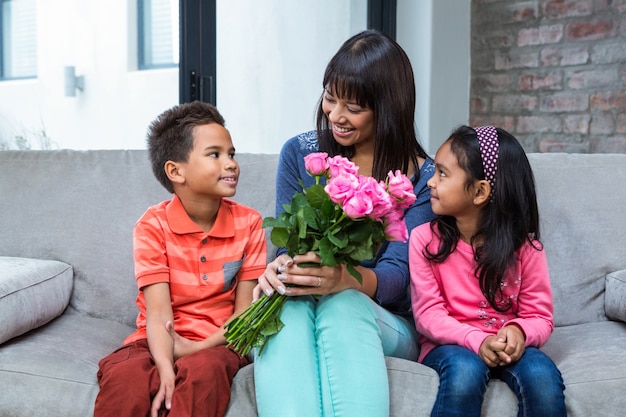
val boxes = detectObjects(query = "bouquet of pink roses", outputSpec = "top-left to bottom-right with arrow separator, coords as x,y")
224,152 -> 416,356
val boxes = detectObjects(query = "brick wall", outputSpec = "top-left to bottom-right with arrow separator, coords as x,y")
470,0 -> 626,153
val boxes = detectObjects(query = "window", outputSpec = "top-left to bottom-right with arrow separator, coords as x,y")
138,0 -> 179,69
0,0 -> 37,80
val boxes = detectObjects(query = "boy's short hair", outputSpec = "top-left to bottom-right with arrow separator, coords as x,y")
147,101 -> 226,193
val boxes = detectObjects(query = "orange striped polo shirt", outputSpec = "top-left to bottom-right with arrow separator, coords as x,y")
123,195 -> 267,345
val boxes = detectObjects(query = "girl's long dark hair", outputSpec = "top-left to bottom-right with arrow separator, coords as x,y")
425,126 -> 541,312
315,30 -> 428,182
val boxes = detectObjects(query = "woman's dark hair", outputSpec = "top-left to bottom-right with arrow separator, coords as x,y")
315,29 -> 428,182
147,101 -> 225,193
425,125 -> 541,312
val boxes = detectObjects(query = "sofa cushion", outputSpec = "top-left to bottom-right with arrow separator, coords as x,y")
605,269 -> 626,322
528,153 -> 626,326
0,257 -> 73,344
0,314 -> 134,417
541,320 -> 626,416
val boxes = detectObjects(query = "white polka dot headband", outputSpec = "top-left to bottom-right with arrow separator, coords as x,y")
474,125 -> 499,198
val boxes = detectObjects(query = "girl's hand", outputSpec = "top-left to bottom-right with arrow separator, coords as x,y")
479,325 -> 527,367
494,324 -> 526,364
166,320 -> 204,360
478,335 -> 507,367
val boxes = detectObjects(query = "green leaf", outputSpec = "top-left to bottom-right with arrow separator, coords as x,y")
296,210 -> 308,239
346,242 -> 376,262
286,233 -> 301,256
291,192 -> 308,213
302,205 -> 320,229
269,227 -> 289,247
298,237 -> 315,254
327,230 -> 348,248
346,262 -> 363,284
321,200 -> 335,226
259,315 -> 284,336
305,184 -> 330,209
263,216 -> 288,229
348,221 -> 378,241
319,237 -> 338,266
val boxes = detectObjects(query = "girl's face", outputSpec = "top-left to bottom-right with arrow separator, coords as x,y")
321,87 -> 375,149
427,141 -> 476,218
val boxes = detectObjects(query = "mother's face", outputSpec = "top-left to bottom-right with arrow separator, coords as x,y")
321,87 -> 375,149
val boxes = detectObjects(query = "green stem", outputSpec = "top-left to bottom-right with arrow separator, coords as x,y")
225,292 -> 289,356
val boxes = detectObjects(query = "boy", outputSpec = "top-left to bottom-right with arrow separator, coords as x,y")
94,101 -> 267,417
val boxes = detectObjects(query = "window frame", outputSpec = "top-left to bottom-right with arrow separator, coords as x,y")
368,0 -> 397,39
176,0 -> 395,105
0,0 -> 37,81
137,0 -> 179,70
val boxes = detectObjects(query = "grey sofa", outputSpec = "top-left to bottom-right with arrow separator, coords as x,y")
1,149 -> 625,417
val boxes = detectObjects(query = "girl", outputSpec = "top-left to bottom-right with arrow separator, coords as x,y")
408,125 -> 566,417
254,30 -> 435,417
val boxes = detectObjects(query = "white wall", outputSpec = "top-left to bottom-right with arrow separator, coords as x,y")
0,0 -> 469,154
216,0 -> 367,154
0,0 -> 179,150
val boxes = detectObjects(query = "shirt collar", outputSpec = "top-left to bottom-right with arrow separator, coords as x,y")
166,195 -> 234,238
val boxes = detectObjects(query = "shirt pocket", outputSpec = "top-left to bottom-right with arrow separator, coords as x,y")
222,259 -> 243,292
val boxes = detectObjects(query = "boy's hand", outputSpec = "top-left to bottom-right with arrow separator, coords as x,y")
151,366 -> 175,417
166,321 -> 204,360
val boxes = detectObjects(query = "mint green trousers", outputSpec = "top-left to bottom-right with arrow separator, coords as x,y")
253,289 -> 419,417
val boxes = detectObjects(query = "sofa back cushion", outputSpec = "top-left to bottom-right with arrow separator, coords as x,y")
528,153 -> 626,326
0,150 -> 277,327
2,150 -> 624,328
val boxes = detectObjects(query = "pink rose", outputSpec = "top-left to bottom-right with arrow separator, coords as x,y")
386,170 -> 416,209
304,152 -> 329,176
356,177 -> 392,220
327,155 -> 359,178
383,210 -> 409,242
343,193 -> 373,219
384,219 -> 408,242
324,172 -> 359,206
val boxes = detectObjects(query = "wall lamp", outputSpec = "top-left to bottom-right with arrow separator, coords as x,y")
64,66 -> 84,97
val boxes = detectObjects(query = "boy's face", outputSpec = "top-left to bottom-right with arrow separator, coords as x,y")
179,123 -> 239,199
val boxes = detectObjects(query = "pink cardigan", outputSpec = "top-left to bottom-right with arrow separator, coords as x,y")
409,223 -> 554,362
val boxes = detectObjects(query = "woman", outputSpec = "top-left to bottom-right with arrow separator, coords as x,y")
254,30 -> 435,417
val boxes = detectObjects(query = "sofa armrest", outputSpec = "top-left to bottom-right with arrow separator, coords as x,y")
0,257 -> 73,344
605,269 -> 626,322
